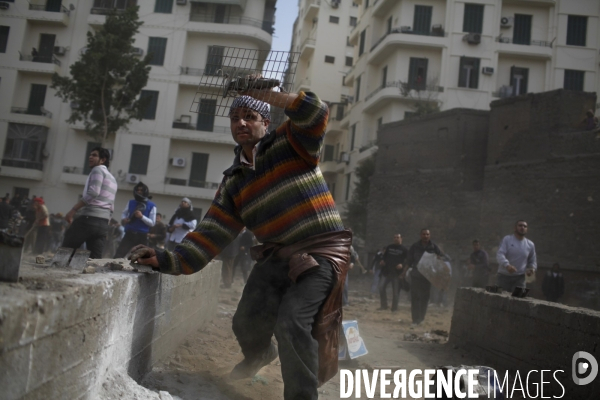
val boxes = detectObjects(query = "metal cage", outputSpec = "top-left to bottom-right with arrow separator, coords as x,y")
190,47 -> 300,117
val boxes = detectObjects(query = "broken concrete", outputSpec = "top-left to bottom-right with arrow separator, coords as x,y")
450,287 -> 600,399
0,259 -> 221,400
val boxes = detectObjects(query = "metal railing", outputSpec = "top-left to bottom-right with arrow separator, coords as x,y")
495,36 -> 553,48
180,66 -> 205,76
300,37 -> 316,51
365,81 -> 444,102
1,159 -> 43,171
62,166 -> 84,174
29,3 -> 71,15
19,52 -> 61,66
189,14 -> 274,34
172,122 -> 230,134
11,106 -> 53,118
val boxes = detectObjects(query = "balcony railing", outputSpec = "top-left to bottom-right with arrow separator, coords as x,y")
189,14 -> 274,34
371,27 -> 447,52
365,81 -> 444,102
63,166 -> 85,174
165,177 -> 220,189
11,106 -> 53,118
29,3 -> 70,15
180,67 -> 205,76
359,140 -> 377,153
19,52 -> 61,66
2,159 -> 44,171
495,36 -> 553,48
171,121 -> 230,134
301,37 -> 316,49
91,0 -> 136,14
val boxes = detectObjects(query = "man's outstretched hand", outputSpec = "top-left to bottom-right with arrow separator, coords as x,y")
129,245 -> 159,269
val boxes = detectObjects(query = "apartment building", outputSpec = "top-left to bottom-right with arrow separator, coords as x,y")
292,0 -> 600,213
0,0 -> 276,220
289,0 -> 359,211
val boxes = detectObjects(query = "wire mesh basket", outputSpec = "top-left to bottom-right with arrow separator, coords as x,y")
190,47 -> 300,117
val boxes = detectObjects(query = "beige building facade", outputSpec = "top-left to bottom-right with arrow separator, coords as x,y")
0,0 -> 276,220
291,0 -> 600,213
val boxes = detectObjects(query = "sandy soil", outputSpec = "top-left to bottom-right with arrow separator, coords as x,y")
141,274 -> 485,400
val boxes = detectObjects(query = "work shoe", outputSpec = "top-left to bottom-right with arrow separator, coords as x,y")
229,343 -> 278,380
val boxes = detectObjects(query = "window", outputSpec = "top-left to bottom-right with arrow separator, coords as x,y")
566,16 -> 587,46
345,56 -> 353,67
408,58 -> 428,90
350,124 -> 356,150
38,34 -> 56,61
359,29 -> 366,56
377,117 -> 383,130
329,16 -> 339,24
196,99 -> 216,131
140,90 -> 159,120
458,57 -> 480,89
45,0 -> 62,12
83,141 -> 102,175
387,16 -> 392,34
205,45 -> 224,75
564,70 -> 584,91
345,173 -> 352,201
129,145 -> 150,175
147,37 -> 167,66
463,4 -> 484,34
510,67 -> 529,95
325,55 -> 335,64
154,0 -> 173,13
347,36 -> 352,47
27,84 -> 47,115
364,0 -> 369,8
355,76 -> 361,102
513,14 -> 532,45
0,26 -> 9,53
189,153 -> 209,188
381,65 -> 387,87
323,145 -> 335,162
350,17 -> 357,27
404,111 -> 416,120
2,123 -> 48,171
413,5 -> 432,35
336,104 -> 345,120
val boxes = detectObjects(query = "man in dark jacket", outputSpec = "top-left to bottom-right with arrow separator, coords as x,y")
542,263 -> 565,302
468,239 -> 490,288
405,228 -> 443,326
378,234 -> 408,312
0,196 -> 13,230
148,213 -> 167,250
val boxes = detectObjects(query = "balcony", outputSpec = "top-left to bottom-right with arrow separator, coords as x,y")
178,67 -> 226,87
17,52 -> 61,74
170,122 -> 234,145
88,0 -> 136,26
163,178 -> 220,200
9,107 -> 53,127
368,29 -> 447,65
11,107 -> 53,119
189,14 -> 274,35
60,167 -> 89,185
299,37 -> 316,59
363,81 -> 443,113
303,0 -> 320,22
372,0 -> 398,17
27,2 -> 70,26
294,77 -> 311,93
495,36 -> 553,59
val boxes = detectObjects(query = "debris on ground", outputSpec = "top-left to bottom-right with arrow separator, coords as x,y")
35,256 -> 45,264
403,331 -> 448,343
107,262 -> 124,271
250,375 -> 269,386
82,266 -> 96,274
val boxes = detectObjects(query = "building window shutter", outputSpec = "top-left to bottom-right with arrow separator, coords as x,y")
189,153 -> 209,188
147,37 -> 167,66
323,145 -> 334,162
510,66 -> 529,95
154,0 -> 173,13
0,26 -> 9,53
463,4 -> 484,34
566,15 -> 587,46
129,144 -> 151,175
513,14 -> 532,45
196,99 -> 216,131
140,90 -> 159,120
413,5 -> 432,35
359,29 -> 366,56
408,58 -> 428,90
355,76 -> 361,102
564,70 -> 585,91
205,46 -> 224,75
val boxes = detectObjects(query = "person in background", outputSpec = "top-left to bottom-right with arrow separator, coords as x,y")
378,234 -> 408,312
148,213 -> 167,250
583,109 -> 599,131
33,197 -> 50,254
49,213 -> 68,252
165,198 -> 197,251
114,182 -> 156,258
468,239 -> 490,288
496,220 -> 537,293
0,196 -> 13,231
232,227 -> 254,284
542,263 -> 565,302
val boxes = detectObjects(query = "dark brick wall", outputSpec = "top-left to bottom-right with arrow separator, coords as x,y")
366,89 -> 600,308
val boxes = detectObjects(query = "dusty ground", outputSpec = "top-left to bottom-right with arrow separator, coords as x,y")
141,274 -> 485,400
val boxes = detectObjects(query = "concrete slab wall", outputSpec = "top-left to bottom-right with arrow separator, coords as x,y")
0,261 -> 221,400
449,287 -> 600,399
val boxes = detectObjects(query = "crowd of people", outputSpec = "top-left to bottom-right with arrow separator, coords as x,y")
364,220 -> 564,327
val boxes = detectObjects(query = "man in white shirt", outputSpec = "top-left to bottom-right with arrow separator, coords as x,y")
496,220 -> 537,292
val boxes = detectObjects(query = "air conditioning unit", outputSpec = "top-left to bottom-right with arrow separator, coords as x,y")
482,67 -> 494,75
176,0 -> 187,4
126,173 -> 141,184
131,47 -> 144,56
0,2 -> 10,10
400,26 -> 412,33
331,0 -> 340,8
498,36 -> 510,43
54,46 -> 67,56
171,157 -> 186,167
500,17 -> 514,28
464,33 -> 481,44
339,152 -> 350,163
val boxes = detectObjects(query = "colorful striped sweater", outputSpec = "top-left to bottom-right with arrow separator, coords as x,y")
156,92 -> 344,275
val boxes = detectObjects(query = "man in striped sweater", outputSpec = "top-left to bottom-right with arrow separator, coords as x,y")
62,147 -> 117,259
131,89 -> 350,399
